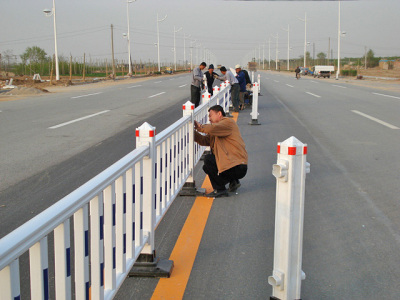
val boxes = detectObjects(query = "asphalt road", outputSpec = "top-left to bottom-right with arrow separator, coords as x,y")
0,74 -> 192,237
1,71 -> 400,299
116,71 -> 400,299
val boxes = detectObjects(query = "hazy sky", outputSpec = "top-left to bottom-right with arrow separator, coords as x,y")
1,0 -> 399,68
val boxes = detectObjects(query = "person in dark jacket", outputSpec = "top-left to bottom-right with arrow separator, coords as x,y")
204,64 -> 220,95
235,65 -> 247,110
191,62 -> 207,107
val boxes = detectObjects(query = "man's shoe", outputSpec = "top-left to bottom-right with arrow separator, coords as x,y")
228,180 -> 241,192
205,190 -> 229,198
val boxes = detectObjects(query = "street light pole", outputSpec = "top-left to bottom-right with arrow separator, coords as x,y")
283,24 -> 290,71
173,26 -> 182,71
336,1 -> 341,79
126,0 -> 136,76
272,33 -> 279,71
183,33 -> 191,70
299,12 -> 308,68
43,0 -> 60,81
157,13 -> 167,72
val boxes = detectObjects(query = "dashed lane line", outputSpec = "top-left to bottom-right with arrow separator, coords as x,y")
351,110 -> 399,130
179,84 -> 187,88
286,84 -> 294,88
306,92 -> 321,98
273,80 -> 280,83
372,92 -> 400,100
155,81 -> 162,84
71,92 -> 103,99
48,110 -> 110,129
332,84 -> 347,89
126,85 -> 142,89
148,92 -> 166,98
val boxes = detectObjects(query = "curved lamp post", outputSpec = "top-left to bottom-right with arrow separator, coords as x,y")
43,0 -> 60,81
157,13 -> 167,72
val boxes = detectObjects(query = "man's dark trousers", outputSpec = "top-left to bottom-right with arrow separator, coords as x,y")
203,154 -> 247,191
191,85 -> 201,107
230,83 -> 240,110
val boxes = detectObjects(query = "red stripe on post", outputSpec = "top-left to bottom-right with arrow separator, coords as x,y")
135,130 -> 139,137
191,105 -> 194,110
288,147 -> 297,155
149,130 -> 155,137
277,145 -> 281,154
183,105 -> 186,110
303,146 -> 308,155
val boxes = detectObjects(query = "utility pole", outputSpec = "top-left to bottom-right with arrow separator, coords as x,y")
328,37 -> 330,65
364,46 -> 367,69
269,38 -> 271,70
111,24 -> 116,78
299,12 -> 307,68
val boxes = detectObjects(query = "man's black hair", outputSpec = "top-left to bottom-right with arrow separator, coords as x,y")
208,105 -> 226,117
200,62 -> 207,67
220,66 -> 227,72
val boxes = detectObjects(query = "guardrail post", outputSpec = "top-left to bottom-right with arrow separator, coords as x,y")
249,82 -> 260,125
129,122 -> 173,277
0,259 -> 20,300
179,102 -> 198,196
202,90 -> 211,106
268,136 -> 310,300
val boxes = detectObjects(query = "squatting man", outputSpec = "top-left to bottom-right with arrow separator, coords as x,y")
194,105 -> 248,198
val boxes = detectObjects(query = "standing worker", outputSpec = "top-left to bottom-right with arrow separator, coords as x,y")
235,65 -> 247,110
204,64 -> 220,95
194,105 -> 248,198
191,62 -> 207,107
217,66 -> 240,112
295,66 -> 301,79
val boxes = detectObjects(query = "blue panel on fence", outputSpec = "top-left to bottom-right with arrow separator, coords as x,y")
165,181 -> 167,195
160,157 -> 163,173
170,149 -> 172,162
154,194 -> 157,209
123,193 -> 127,214
14,296 -> 20,300
43,268 -> 49,300
165,153 -> 168,167
100,262 -> 104,287
85,282 -> 90,300
123,233 -> 126,254
113,247 -> 116,269
85,230 -> 89,257
140,212 -> 143,229
100,216 -> 104,240
66,247 -> 71,277
113,204 -> 116,226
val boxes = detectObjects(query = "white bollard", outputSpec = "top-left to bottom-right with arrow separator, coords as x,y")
251,71 -> 254,83
257,74 -> 261,95
249,83 -> 260,125
202,90 -> 211,106
269,136 -> 310,300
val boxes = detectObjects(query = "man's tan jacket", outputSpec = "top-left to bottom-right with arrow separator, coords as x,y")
194,117 -> 248,173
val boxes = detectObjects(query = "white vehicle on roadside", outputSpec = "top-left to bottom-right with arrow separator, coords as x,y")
312,65 -> 335,78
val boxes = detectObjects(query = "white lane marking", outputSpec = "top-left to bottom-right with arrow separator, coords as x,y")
179,84 -> 187,88
273,80 -> 280,83
372,92 -> 400,100
332,84 -> 347,89
306,92 -> 321,98
49,110 -> 110,129
351,110 -> 399,129
71,92 -> 103,99
155,81 -> 162,84
311,81 -> 319,84
127,85 -> 142,89
286,84 -> 294,88
148,92 -> 166,98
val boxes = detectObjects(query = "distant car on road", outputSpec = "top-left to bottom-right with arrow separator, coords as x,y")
300,67 -> 313,75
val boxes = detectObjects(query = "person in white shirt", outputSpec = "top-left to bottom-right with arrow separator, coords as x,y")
217,66 -> 240,112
